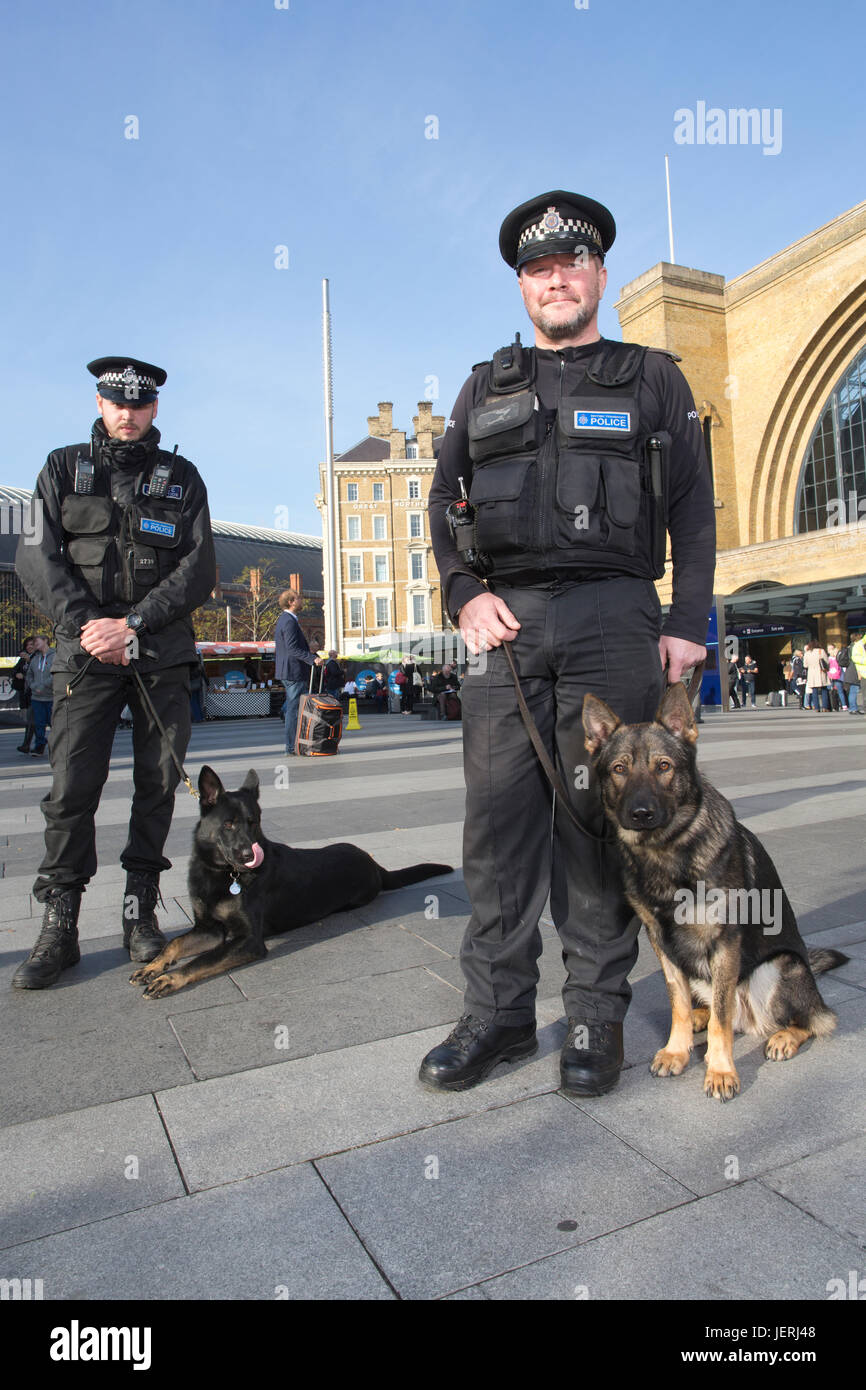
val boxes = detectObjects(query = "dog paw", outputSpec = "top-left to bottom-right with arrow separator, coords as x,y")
765,1030 -> 802,1061
704,1066 -> 740,1100
650,1048 -> 690,1077
129,965 -> 159,985
141,973 -> 180,999
691,1007 -> 710,1033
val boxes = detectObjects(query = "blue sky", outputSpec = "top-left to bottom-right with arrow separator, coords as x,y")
1,0 -> 862,539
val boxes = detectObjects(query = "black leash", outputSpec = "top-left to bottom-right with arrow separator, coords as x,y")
501,640 -> 705,843
500,642 -> 611,843
67,656 -> 199,800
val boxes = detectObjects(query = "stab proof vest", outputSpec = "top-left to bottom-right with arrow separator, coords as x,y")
59,445 -> 186,610
466,338 -> 669,578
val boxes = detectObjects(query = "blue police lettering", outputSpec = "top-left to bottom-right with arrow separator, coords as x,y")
573,411 -> 630,431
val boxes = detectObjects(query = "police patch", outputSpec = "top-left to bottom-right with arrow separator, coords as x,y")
140,518 -> 176,538
574,411 -> 631,431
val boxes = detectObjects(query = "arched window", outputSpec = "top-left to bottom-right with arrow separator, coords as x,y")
795,346 -> 866,533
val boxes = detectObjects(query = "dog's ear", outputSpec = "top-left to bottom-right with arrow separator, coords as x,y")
582,694 -> 621,755
655,683 -> 699,744
199,766 -> 224,808
241,769 -> 260,796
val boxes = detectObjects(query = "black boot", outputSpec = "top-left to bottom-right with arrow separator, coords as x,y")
12,890 -> 81,989
123,871 -> 167,964
418,1014 -> 537,1091
560,1019 -> 624,1096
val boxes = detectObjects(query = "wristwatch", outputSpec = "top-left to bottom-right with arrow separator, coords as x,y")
126,612 -> 147,633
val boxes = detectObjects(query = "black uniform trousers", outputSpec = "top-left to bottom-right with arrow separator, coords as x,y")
460,575 -> 665,1026
33,664 -> 191,902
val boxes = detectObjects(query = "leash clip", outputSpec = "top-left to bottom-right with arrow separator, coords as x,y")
182,775 -> 200,800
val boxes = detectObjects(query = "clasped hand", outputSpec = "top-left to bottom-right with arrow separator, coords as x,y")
80,617 -> 133,665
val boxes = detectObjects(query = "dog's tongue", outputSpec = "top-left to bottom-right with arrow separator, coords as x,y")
243,842 -> 264,870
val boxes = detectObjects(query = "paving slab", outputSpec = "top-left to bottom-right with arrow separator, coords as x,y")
792,900 -> 866,933
0,894 -> 32,922
557,995 -> 866,1198
168,966 -> 462,1080
0,1095 -> 184,1249
0,935 -> 244,1124
155,1010 -> 566,1193
0,1164 -> 392,1300
227,918 -> 452,999
829,955 -> 866,987
2,1020 -> 194,1128
351,878 -> 467,929
478,1181 -> 866,1300
761,1132 -> 866,1250
316,1092 -> 693,1299
803,921 -> 866,950
1,932 -> 242,1045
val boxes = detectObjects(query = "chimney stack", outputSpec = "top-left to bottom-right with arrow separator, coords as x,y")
367,402 -> 394,438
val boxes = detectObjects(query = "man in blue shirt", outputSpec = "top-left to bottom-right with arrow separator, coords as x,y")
274,589 -> 321,753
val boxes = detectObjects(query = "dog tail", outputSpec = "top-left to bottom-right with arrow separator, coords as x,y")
379,862 -> 453,891
808,947 -> 849,975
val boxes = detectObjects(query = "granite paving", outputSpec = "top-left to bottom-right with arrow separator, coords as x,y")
1,703 -> 864,1302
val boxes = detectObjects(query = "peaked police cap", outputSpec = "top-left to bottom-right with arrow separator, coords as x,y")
87,356 -> 167,404
499,190 -> 616,269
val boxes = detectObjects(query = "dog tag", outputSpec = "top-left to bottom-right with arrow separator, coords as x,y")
229,880 -> 241,895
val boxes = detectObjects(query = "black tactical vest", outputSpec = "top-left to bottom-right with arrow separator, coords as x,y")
466,339 -> 666,578
59,447 -> 186,611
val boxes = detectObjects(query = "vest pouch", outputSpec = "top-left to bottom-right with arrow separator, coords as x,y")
61,494 -> 115,604
468,391 -> 536,463
128,504 -> 182,597
131,506 -> 182,552
601,456 -> 640,544
554,396 -> 642,554
131,544 -> 159,591
469,455 -> 536,553
61,493 -> 114,535
65,535 -> 113,604
554,451 -> 641,554
554,453 -> 604,549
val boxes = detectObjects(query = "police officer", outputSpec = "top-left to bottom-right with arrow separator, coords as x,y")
422,192 -> 716,1094
13,357 -> 216,989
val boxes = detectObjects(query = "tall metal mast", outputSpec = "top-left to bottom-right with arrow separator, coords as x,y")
322,278 -> 338,650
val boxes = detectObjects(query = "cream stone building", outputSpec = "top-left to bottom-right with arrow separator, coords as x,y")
316,401 -> 447,655
615,198 -> 866,678
318,202 -> 865,683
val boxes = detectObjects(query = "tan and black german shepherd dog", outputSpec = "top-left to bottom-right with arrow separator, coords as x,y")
582,684 -> 847,1100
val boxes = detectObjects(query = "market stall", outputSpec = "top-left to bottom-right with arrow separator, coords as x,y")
197,642 -> 281,718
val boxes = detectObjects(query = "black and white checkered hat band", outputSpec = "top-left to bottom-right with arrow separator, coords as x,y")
97,368 -> 158,393
518,214 -> 602,254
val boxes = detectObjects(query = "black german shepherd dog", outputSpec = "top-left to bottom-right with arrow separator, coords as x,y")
582,683 -> 847,1100
130,766 -> 452,998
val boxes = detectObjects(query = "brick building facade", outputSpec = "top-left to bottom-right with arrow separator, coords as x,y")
317,401 -> 447,654
614,199 -> 866,656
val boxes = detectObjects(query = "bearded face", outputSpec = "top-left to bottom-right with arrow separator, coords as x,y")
518,251 -> 607,347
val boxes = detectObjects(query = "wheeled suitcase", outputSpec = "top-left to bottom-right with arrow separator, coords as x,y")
295,666 -> 343,756
444,691 -> 461,721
